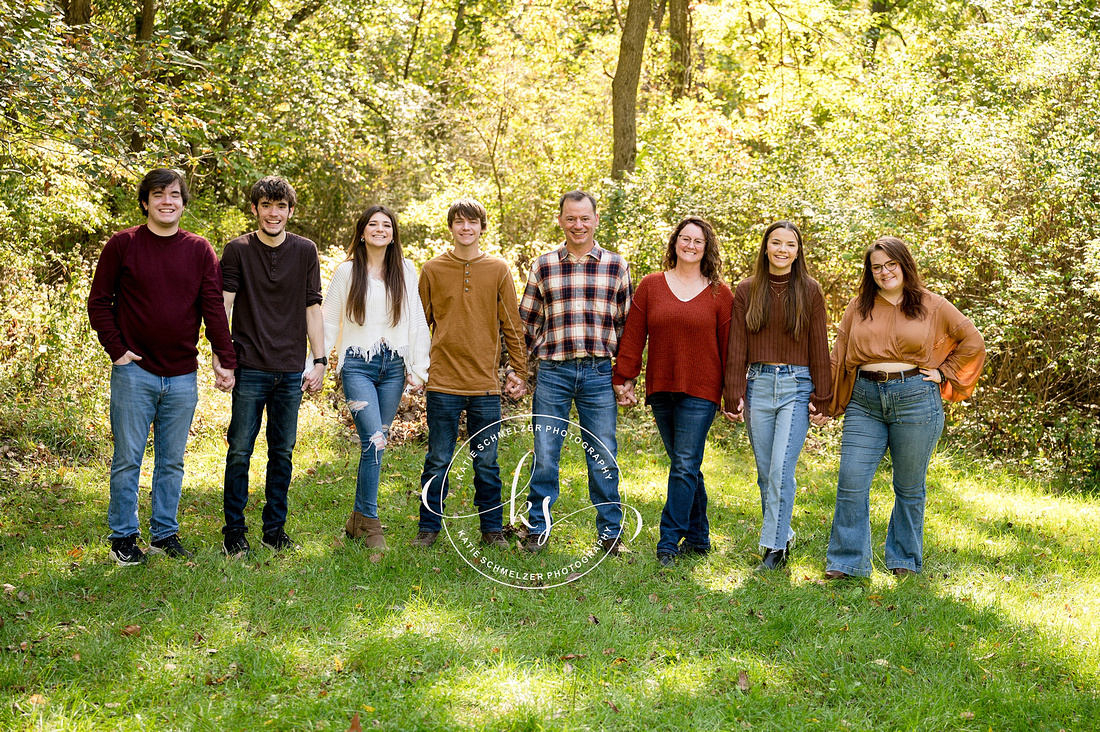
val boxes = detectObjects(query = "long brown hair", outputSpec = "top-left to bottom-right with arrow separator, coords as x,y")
745,220 -> 814,340
663,217 -> 723,284
344,205 -> 407,328
857,236 -> 926,320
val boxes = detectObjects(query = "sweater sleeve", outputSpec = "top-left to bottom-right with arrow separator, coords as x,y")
715,285 -> 734,391
322,263 -> 349,361
934,299 -> 986,402
807,284 -> 833,414
613,260 -> 633,344
722,281 -> 749,413
497,264 -> 528,380
87,233 -> 128,363
829,301 -> 859,417
612,276 -> 649,385
200,244 -> 237,370
404,260 -> 431,385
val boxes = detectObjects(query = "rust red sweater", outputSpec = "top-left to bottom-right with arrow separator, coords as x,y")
612,272 -> 734,405
722,273 -> 832,414
88,224 -> 237,377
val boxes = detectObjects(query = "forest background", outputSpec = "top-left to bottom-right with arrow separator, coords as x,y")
2,0 -> 1100,488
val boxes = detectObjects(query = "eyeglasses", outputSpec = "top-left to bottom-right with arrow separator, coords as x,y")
677,235 -> 706,248
871,260 -> 899,275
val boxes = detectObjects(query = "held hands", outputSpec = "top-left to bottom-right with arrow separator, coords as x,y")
211,354 -> 235,392
301,363 -> 325,393
721,398 -> 744,424
919,367 -> 944,384
504,371 -> 527,400
613,380 -> 638,407
113,350 -> 142,366
808,402 -> 830,427
405,373 -> 425,394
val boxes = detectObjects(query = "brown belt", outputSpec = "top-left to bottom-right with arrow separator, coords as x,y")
858,367 -> 922,382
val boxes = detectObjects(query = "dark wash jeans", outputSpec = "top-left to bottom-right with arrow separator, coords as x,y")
223,367 -> 304,536
649,392 -> 717,556
418,391 -> 505,534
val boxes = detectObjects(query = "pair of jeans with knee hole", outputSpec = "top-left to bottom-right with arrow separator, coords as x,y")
341,347 -> 406,519
649,392 -> 717,556
745,364 -> 814,551
826,373 -> 944,576
222,367 -> 304,537
108,362 -> 198,541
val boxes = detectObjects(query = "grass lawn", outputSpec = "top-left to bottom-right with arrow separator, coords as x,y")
1,382 -> 1098,731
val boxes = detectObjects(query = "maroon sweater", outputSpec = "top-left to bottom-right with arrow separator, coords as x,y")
88,225 -> 237,377
723,273 -> 832,414
613,272 -> 734,405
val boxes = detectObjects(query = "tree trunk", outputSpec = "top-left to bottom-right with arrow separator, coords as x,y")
131,0 -> 157,153
64,0 -> 92,25
668,0 -> 691,99
611,0 -> 651,178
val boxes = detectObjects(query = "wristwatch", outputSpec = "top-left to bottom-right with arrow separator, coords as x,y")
313,356 -> 328,366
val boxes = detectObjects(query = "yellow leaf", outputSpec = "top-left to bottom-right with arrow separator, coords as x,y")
275,102 -> 291,113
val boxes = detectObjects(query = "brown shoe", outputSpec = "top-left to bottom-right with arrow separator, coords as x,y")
481,531 -> 509,549
345,511 -> 368,539
411,530 -> 440,548
600,535 -> 630,557
362,517 -> 388,550
824,569 -> 850,580
892,567 -> 916,577
522,533 -> 550,553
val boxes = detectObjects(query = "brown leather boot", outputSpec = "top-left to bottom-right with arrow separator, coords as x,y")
345,511 -> 367,539
362,517 -> 388,550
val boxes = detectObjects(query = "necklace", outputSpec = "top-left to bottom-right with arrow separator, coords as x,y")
669,269 -> 706,289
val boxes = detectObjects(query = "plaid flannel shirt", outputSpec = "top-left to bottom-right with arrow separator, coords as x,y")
519,243 -> 633,361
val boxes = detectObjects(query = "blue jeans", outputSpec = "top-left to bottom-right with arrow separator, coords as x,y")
108,363 -> 198,541
745,364 -> 814,551
826,373 -> 945,576
419,392 -> 504,533
342,347 -> 406,519
649,392 -> 717,555
527,358 -> 622,539
223,367 -> 304,537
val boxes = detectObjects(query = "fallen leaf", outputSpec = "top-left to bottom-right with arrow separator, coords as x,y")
611,657 -> 626,666
67,547 -> 83,559
120,625 -> 141,637
737,670 -> 751,693
587,614 -> 600,625
648,593 -> 659,604
347,712 -> 363,732
17,592 -> 29,604
369,553 -> 381,564
192,632 -> 205,644
2,584 -> 15,595
334,657 -> 344,672
318,690 -> 328,697
566,572 -> 583,582
563,662 -> 574,674
559,653 -> 586,661
603,699 -> 620,713
28,694 -> 45,705
959,711 -> 975,720
72,653 -> 80,661
332,536 -> 345,549
662,603 -> 673,613
288,589 -> 295,598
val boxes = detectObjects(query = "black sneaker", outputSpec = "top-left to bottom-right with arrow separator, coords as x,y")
110,535 -> 147,567
149,534 -> 194,560
657,552 -> 677,567
223,531 -> 250,558
261,528 -> 296,552
481,531 -> 509,549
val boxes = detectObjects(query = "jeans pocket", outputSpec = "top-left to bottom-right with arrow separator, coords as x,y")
593,359 -> 612,376
893,384 -> 936,425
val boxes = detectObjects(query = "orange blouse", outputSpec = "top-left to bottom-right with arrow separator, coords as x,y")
829,289 -> 986,416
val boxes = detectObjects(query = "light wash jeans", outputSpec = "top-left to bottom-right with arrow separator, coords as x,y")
826,373 -> 945,576
649,392 -> 717,556
341,347 -> 406,519
108,362 -> 198,541
745,364 -> 814,551
527,357 -> 622,540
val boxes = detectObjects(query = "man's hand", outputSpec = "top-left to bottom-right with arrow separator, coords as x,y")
212,354 -> 235,392
504,372 -> 527,399
302,363 -> 325,393
405,373 -> 424,394
113,351 -> 142,366
613,381 -> 637,407
721,398 -> 745,423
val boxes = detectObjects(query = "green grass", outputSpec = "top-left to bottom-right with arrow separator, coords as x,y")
1,381 -> 1098,731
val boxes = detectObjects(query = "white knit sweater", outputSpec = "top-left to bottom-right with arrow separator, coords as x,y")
322,258 -> 431,384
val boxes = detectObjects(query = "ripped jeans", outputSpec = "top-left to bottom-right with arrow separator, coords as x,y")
341,346 -> 406,519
